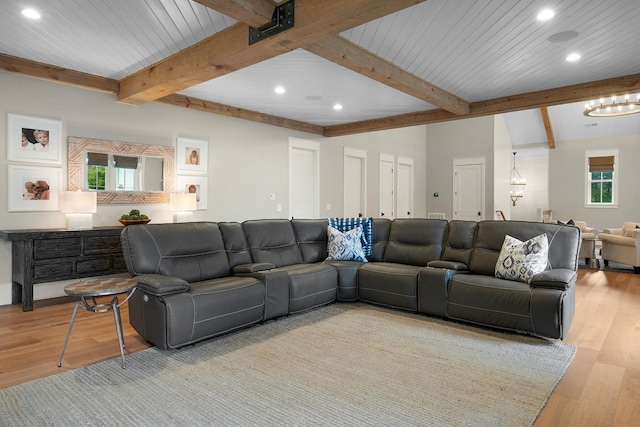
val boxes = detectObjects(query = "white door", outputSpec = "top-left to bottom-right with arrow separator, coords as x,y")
453,158 -> 485,221
344,147 -> 367,218
397,156 -> 413,218
379,153 -> 395,219
289,138 -> 319,219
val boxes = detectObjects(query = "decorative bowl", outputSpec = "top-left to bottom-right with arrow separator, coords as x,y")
118,219 -> 151,226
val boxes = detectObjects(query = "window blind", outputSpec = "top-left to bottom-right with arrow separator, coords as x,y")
113,155 -> 139,169
588,156 -> 614,172
86,152 -> 108,166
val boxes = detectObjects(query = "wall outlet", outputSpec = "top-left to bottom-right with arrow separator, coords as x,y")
276,203 -> 282,212
326,203 -> 331,210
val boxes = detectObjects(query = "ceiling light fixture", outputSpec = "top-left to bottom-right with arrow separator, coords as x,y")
510,152 -> 526,206
566,52 -> 581,62
536,9 -> 555,21
274,86 -> 285,94
584,94 -> 640,117
21,8 -> 41,19
333,104 -> 343,111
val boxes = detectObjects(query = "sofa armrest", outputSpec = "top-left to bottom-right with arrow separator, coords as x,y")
232,263 -> 276,274
426,260 -> 469,272
529,269 -> 576,291
135,274 -> 191,296
598,233 -> 639,247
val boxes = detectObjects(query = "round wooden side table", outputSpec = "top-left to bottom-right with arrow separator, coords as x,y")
57,276 -> 137,369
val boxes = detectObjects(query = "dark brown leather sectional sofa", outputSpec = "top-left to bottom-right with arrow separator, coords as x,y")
120,218 -> 580,350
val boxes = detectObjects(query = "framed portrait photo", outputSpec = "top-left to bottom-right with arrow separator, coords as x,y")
7,114 -> 62,165
8,165 -> 61,212
177,137 -> 208,174
176,175 -> 208,210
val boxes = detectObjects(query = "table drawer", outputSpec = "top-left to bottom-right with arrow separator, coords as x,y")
113,256 -> 128,272
84,236 -> 122,255
34,238 -> 81,259
77,258 -> 112,275
34,263 -> 74,280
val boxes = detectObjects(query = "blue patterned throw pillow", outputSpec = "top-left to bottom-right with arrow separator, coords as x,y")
326,226 -> 368,262
328,217 -> 373,256
495,234 -> 549,283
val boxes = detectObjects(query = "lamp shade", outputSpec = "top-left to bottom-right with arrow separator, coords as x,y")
170,193 -> 197,212
61,191 -> 97,213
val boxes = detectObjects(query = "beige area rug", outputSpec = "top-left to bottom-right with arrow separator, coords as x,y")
0,303 -> 575,426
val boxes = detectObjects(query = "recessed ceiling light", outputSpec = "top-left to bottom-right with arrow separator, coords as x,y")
536,9 -> 555,21
566,52 -> 581,62
333,104 -> 343,111
21,8 -> 41,19
274,86 -> 285,94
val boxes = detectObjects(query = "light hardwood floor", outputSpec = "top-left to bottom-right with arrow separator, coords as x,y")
1,268 -> 639,425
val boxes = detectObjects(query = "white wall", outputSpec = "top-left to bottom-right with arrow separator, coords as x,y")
323,126 -> 427,218
425,116 -> 495,219
510,156 -> 549,222
549,134 -> 640,231
493,115 -> 513,219
0,71 -> 429,305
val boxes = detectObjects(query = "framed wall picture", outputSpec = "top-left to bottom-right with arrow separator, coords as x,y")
8,165 -> 61,212
176,137 -> 208,175
176,175 -> 208,210
7,114 -> 62,165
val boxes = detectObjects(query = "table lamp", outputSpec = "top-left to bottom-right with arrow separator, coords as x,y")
61,190 -> 97,230
170,192 -> 197,223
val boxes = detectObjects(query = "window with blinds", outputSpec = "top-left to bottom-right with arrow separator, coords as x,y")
585,150 -> 618,207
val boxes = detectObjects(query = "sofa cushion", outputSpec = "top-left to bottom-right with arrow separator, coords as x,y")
329,217 -> 373,256
121,222 -> 231,282
368,218 -> 392,262
272,263 -> 338,314
495,234 -> 549,283
291,219 -> 328,263
447,274 -> 533,333
326,226 -> 367,262
358,262 -> 420,311
242,219 -> 303,267
383,219 -> 447,266
440,220 -> 477,265
219,221 -> 252,267
470,221 -> 579,275
623,222 -> 640,237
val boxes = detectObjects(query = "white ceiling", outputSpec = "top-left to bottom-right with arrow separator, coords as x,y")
1,0 -> 639,144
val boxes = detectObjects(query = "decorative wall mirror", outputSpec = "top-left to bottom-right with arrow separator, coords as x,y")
68,137 -> 175,204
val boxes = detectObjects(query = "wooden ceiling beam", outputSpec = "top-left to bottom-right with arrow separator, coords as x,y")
0,53 -> 118,94
193,0 -> 276,27
324,72 -> 640,137
196,0 -> 467,115
157,93 -> 323,135
118,0 -> 426,105
305,36 -> 470,115
539,107 -> 556,149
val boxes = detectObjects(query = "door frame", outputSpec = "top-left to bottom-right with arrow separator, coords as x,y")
397,156 -> 414,218
288,137 -> 320,218
452,157 -> 486,221
343,147 -> 367,217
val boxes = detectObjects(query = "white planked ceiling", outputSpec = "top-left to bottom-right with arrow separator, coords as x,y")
1,0 -> 640,143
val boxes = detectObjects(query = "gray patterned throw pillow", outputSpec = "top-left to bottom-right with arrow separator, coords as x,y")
495,234 -> 549,283
326,225 -> 368,262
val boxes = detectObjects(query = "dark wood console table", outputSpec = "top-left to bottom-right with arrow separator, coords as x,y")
0,227 -> 128,312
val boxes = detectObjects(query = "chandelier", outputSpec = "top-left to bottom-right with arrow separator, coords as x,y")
584,94 -> 640,117
510,152 -> 525,206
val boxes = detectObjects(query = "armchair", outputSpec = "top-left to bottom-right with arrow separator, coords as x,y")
598,222 -> 640,273
572,221 -> 597,265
